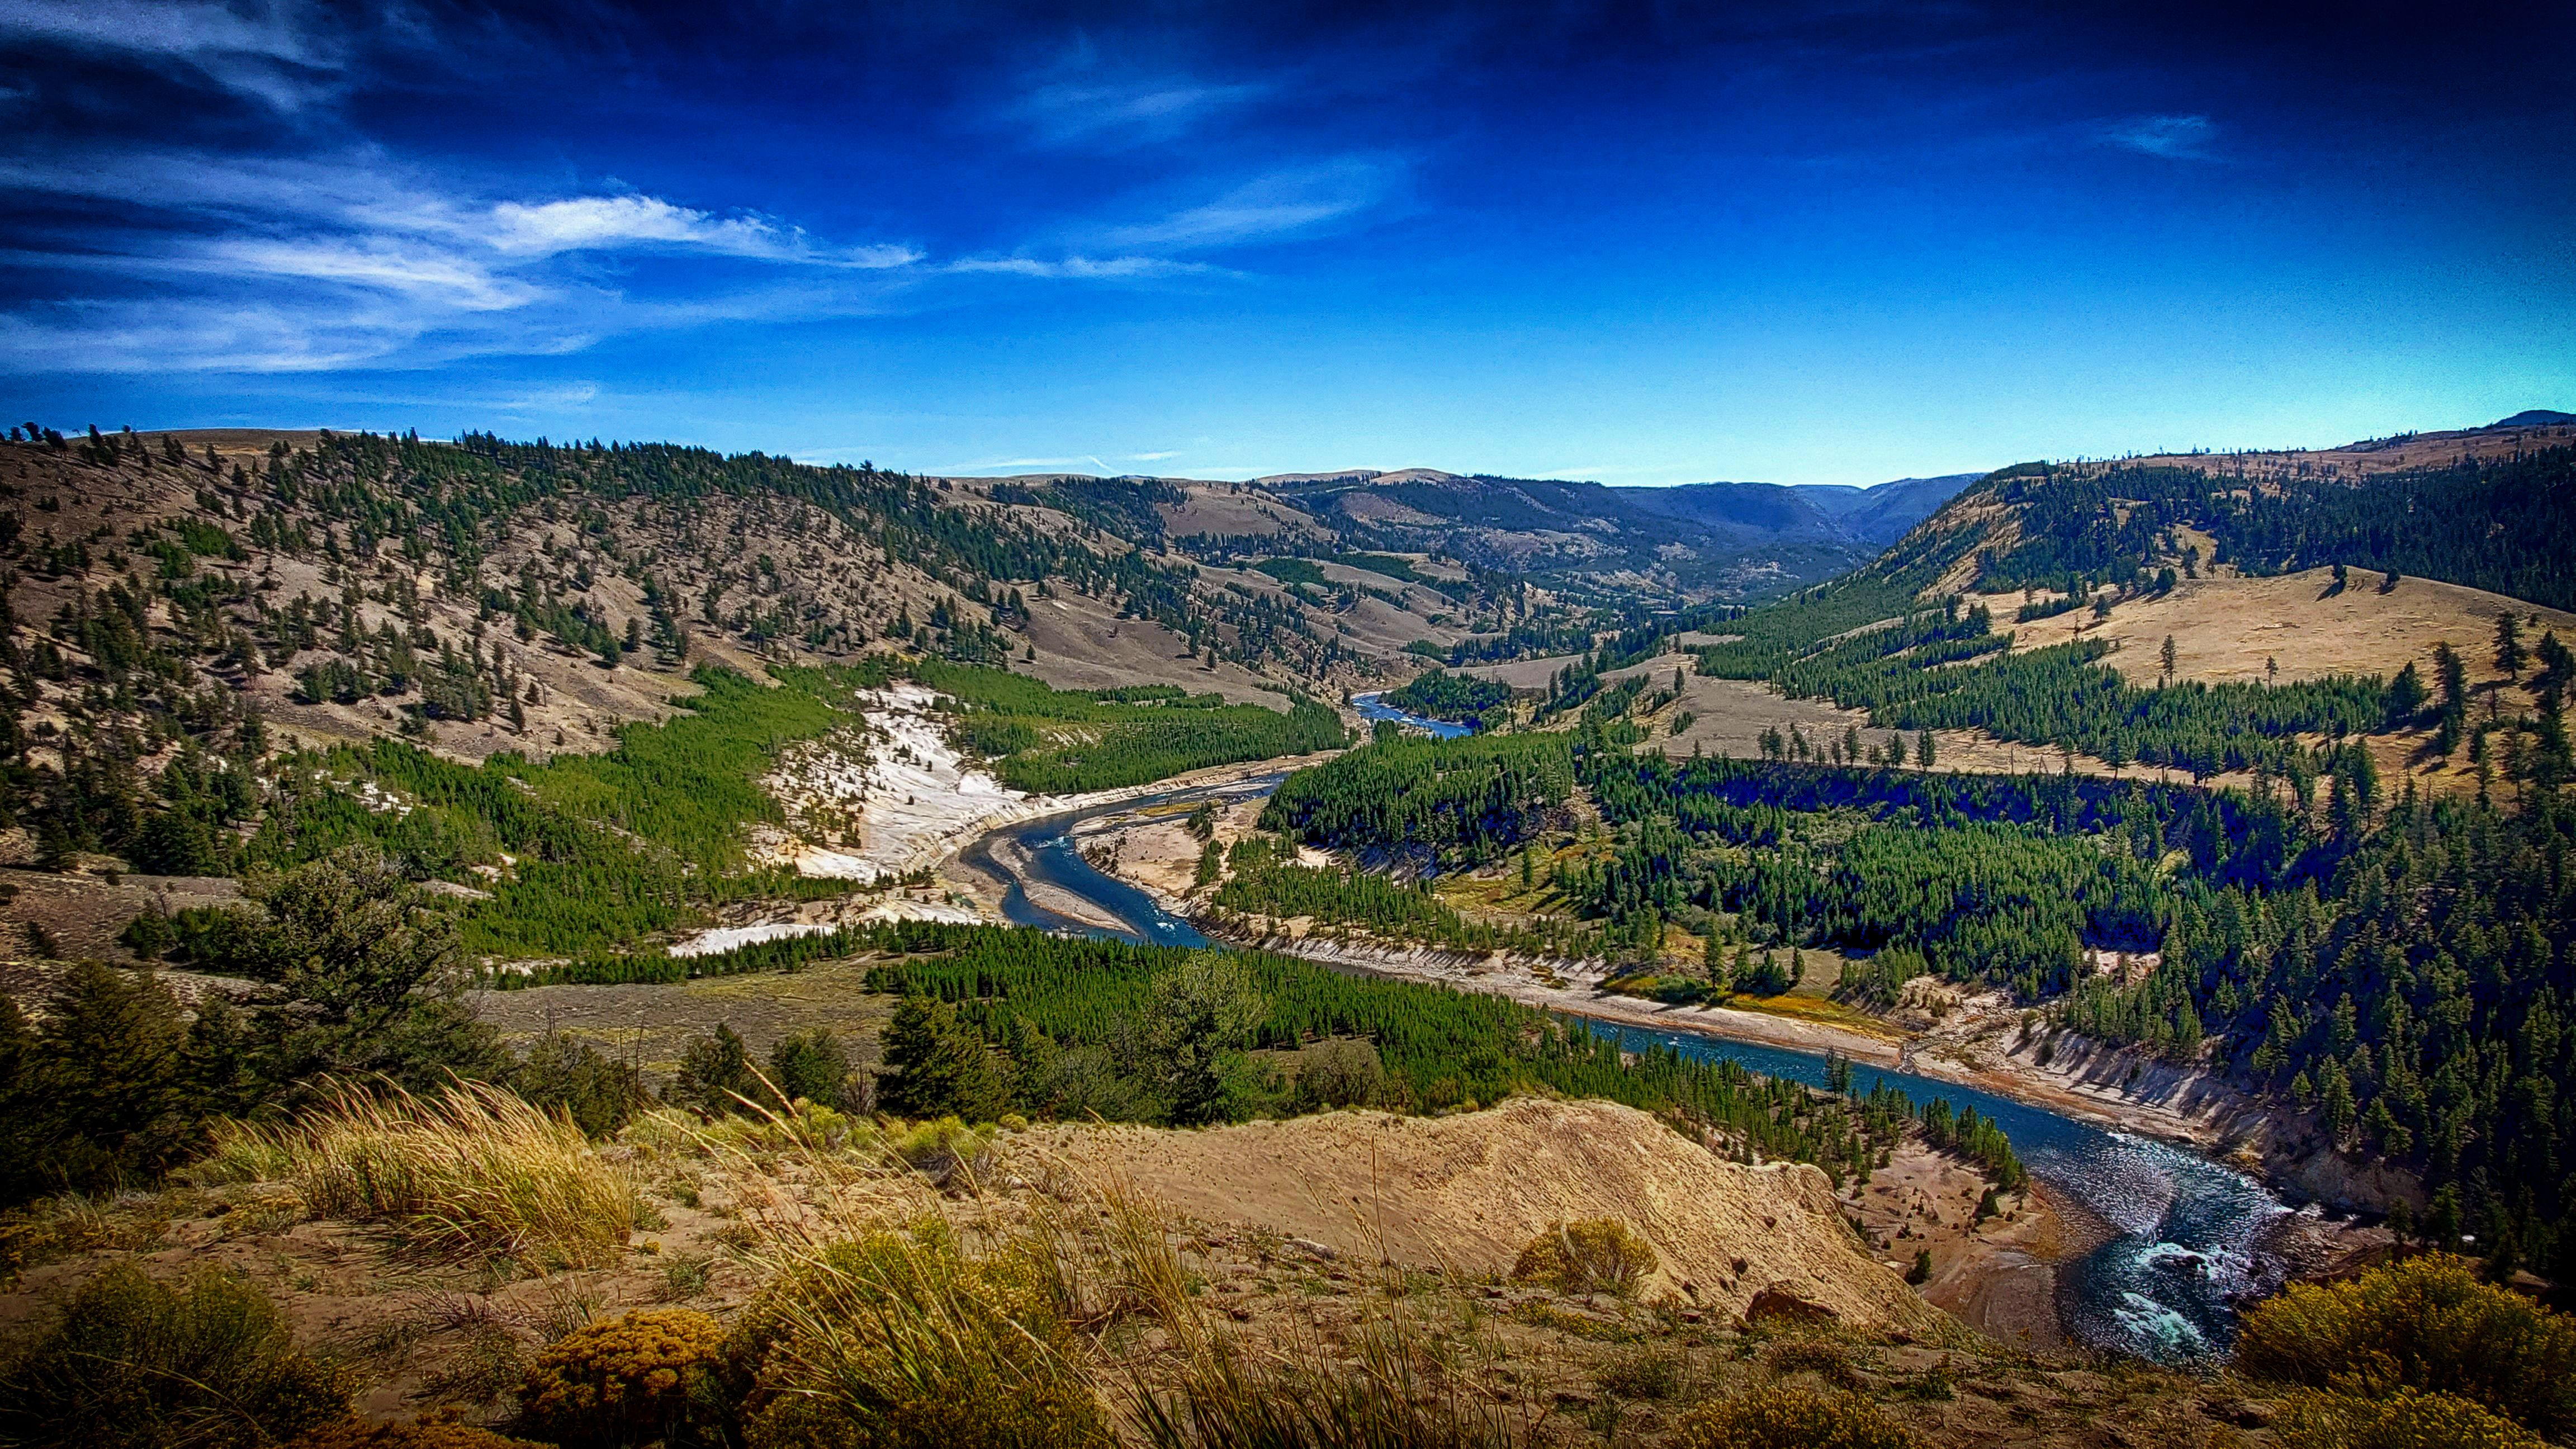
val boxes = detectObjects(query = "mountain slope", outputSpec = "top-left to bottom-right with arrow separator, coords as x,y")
1886,415 -> 2576,612
1243,467 -> 1981,598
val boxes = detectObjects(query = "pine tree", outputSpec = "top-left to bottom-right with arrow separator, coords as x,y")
769,1029 -> 853,1110
670,1024 -> 756,1114
1147,953 -> 1266,1125
878,996 -> 1007,1120
2496,612 -> 2527,679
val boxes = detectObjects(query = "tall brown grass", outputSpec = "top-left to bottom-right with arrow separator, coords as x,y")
733,1217 -> 1109,1448
199,1081 -> 636,1271
1088,1177 -> 1522,1449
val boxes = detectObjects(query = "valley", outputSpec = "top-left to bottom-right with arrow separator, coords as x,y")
2,410 -> 2572,1448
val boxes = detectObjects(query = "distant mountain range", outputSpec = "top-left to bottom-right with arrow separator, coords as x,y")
1237,468 -> 1983,598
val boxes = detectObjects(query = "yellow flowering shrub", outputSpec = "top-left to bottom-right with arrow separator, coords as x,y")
517,1309 -> 725,1448
1509,1218 -> 1659,1296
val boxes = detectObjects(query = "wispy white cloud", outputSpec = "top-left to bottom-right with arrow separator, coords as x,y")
198,238 -> 539,310
1104,158 -> 1401,250
484,195 -> 920,267
0,0 -> 350,110
0,0 -> 329,63
1012,74 -> 1271,149
2103,113 -> 2219,160
944,253 -> 1215,278
0,125 -> 1317,374
0,145 -> 946,371
496,381 -> 600,412
937,454 -> 1115,475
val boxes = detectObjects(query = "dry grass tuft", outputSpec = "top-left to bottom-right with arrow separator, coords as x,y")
1669,1382 -> 1919,1449
735,1216 -> 1109,1448
198,1081 -> 636,1271
1128,1309 -> 1521,1449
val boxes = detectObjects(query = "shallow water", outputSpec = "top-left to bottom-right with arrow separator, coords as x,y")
965,775 -> 2293,1364
1599,1024 -> 2290,1362
1352,691 -> 1476,738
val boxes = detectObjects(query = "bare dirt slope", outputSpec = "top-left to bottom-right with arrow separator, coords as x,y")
1030,1095 -> 1940,1333
1988,567 -> 2576,689
1154,482 -> 1331,539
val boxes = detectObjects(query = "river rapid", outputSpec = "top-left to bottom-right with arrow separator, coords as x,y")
960,763 -> 2298,1366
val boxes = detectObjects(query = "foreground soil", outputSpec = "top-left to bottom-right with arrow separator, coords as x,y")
0,1097 -> 2294,1447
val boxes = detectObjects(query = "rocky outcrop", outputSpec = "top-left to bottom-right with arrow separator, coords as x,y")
1997,1028 -> 2423,1215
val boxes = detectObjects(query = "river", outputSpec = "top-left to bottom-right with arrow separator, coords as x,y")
962,773 -> 2295,1365
1352,691 -> 1477,738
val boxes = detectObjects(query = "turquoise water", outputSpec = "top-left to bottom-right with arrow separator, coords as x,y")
967,776 -> 2294,1364
1352,690 -> 1476,738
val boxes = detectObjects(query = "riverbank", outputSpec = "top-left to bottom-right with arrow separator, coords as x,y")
924,765 -> 2397,1360
754,679 -> 1348,886
1031,781 -> 2412,1229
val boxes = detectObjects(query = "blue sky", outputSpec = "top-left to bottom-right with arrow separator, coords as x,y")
2,1 -> 2569,486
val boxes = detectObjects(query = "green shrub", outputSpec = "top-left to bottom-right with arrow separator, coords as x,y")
0,1263 -> 347,1449
1292,1037 -> 1385,1110
513,1032 -> 648,1138
1593,1345 -> 1685,1400
1510,1219 -> 1659,1297
0,961 -> 204,1204
768,1030 -> 855,1110
2233,1252 -> 2576,1437
1767,1337 -> 1864,1392
2273,1388 -> 2546,1449
884,1116 -> 993,1188
667,1025 -> 758,1116
516,1309 -> 726,1448
1669,1384 -> 1919,1449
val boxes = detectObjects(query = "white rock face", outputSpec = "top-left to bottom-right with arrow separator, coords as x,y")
667,921 -> 846,958
752,683 -> 1060,883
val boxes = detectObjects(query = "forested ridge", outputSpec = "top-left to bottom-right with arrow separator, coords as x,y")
1690,592 -> 2392,778
1972,446 -> 2576,610
0,423 -> 1751,898
1380,667 -> 1513,730
847,918 -> 2016,1188
1255,655 -> 2576,1262
2067,786 -> 2576,1273
103,659 -> 1338,960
